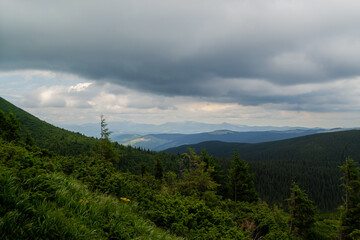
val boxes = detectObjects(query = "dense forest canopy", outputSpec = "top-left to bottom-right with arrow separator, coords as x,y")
165,131 -> 360,211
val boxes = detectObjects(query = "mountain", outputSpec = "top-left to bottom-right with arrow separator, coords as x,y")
114,129 -> 326,151
164,129 -> 360,159
2,96 -> 353,237
164,130 -> 360,210
0,97 -> 96,155
59,120 -> 316,137
1,96 -> 357,211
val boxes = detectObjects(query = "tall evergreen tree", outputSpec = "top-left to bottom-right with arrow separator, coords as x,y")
100,114 -> 112,140
154,158 -> 164,180
229,152 -> 258,202
0,111 -> 6,135
200,148 -> 228,197
177,148 -> 218,198
24,130 -> 34,146
140,162 -> 148,177
92,115 -> 118,164
0,111 -> 21,142
339,158 -> 360,240
288,181 -> 316,238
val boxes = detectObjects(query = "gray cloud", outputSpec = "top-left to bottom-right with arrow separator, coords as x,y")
2,0 -> 360,109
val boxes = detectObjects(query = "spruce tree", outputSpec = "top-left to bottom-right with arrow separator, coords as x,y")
178,148 -> 218,198
0,111 -> 6,136
339,158 -> 360,240
100,114 -> 112,140
154,158 -> 164,180
229,152 -> 258,202
288,181 -> 316,238
25,130 -> 34,146
0,111 -> 21,142
140,162 -> 148,177
93,115 -> 118,164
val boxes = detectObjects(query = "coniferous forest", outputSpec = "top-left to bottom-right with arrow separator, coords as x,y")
1,97 -> 360,239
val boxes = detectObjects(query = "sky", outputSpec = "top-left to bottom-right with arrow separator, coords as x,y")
1,0 -> 360,128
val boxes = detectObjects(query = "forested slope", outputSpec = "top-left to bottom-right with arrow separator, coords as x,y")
0,97 -> 182,174
0,97 -> 96,155
164,130 -> 360,210
1,97 -> 359,239
114,129 -> 324,151
164,130 -> 360,159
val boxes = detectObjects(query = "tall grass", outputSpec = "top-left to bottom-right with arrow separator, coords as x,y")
0,168 -> 181,240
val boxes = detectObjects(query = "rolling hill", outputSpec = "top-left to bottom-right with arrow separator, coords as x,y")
0,97 -> 97,155
164,130 -> 360,210
114,128 -> 327,151
164,129 -> 360,159
0,97 -> 182,175
1,96 -> 358,211
61,120 -> 314,136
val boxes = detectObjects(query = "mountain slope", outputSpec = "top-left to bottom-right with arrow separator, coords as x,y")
0,97 -> 96,155
0,97 -> 184,176
115,129 -> 325,151
164,130 -> 360,159
61,120 -> 311,136
0,139 -> 182,240
164,130 -> 360,210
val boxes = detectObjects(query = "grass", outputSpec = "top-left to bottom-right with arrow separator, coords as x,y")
0,168 -> 182,240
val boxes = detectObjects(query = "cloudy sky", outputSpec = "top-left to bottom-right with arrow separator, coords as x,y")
1,0 -> 360,128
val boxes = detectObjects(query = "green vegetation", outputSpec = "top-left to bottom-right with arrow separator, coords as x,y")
0,141 -> 180,240
165,130 -> 360,211
288,182 -> 316,239
1,97 -> 359,239
339,158 -> 360,240
229,152 -> 258,203
0,97 -> 97,155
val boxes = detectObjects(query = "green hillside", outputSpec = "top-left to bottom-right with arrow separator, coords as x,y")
164,130 -> 360,159
165,131 -> 360,210
1,97 -> 359,239
0,141 -> 182,240
113,129 -> 325,151
0,97 -> 97,155
0,97 -> 183,176
2,133 -> 347,239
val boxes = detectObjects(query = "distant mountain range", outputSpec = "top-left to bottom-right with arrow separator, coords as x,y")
59,120 -> 321,137
112,129 -> 333,151
59,121 -> 347,151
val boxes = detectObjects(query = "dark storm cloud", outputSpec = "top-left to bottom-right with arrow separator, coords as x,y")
2,0 -> 360,108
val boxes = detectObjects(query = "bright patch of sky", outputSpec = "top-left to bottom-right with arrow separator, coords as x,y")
0,70 -> 359,129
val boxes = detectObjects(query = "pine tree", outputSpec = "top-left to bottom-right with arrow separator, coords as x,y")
0,111 -> 6,136
0,111 -> 21,142
93,115 -> 118,164
100,114 -> 112,140
339,158 -> 360,240
288,181 -> 316,238
200,148 -> 223,185
154,158 -> 164,180
229,152 -> 258,202
178,148 -> 219,198
140,162 -> 148,176
25,130 -> 34,146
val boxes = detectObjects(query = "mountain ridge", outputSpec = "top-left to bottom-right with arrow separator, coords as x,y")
0,97 -> 96,155
114,128 -> 327,151
59,120 -> 323,137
